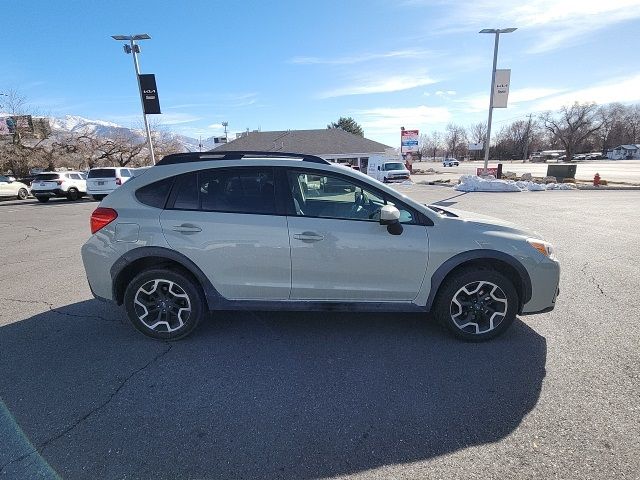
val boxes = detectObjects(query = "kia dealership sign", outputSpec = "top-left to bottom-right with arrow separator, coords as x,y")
401,129 -> 419,153
493,69 -> 511,108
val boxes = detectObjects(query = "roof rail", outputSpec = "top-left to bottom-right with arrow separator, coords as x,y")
155,150 -> 331,166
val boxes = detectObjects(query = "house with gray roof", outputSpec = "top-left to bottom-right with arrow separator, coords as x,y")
212,129 -> 393,169
607,144 -> 640,160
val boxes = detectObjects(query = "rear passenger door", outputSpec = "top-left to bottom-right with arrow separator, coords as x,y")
159,167 -> 291,300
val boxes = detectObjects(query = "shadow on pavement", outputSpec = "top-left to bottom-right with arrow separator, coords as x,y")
0,300 -> 546,479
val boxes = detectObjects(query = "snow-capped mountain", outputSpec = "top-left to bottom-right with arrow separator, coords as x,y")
48,115 -> 218,152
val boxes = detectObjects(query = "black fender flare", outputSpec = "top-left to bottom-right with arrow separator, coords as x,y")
425,249 -> 532,313
110,246 -> 224,309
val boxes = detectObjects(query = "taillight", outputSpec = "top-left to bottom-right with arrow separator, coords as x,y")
115,177 -> 122,185
90,207 -> 118,234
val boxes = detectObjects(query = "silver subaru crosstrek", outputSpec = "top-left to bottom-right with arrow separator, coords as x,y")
81,151 -> 559,342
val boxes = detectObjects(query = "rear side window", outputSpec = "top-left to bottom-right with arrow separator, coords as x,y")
121,169 -> 132,177
35,173 -> 59,181
70,173 -> 82,180
135,177 -> 174,208
88,169 -> 116,178
167,168 -> 276,215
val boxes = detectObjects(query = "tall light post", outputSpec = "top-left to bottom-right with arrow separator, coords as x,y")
222,121 -> 228,143
111,33 -> 156,165
479,27 -> 516,175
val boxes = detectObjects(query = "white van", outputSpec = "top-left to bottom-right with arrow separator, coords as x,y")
366,155 -> 411,183
87,167 -> 135,201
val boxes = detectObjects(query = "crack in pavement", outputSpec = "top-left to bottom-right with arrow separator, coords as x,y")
579,264 -> 609,298
0,297 -> 119,323
0,343 -> 173,475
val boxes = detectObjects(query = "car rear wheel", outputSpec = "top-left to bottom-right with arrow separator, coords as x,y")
92,195 -> 105,201
67,188 -> 79,201
124,268 -> 205,340
36,196 -> 49,203
17,188 -> 28,200
434,269 -> 518,341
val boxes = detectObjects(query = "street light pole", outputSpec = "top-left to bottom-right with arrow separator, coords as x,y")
480,28 -> 516,175
111,34 -> 156,165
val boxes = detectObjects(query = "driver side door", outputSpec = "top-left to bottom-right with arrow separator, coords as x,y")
286,169 -> 429,302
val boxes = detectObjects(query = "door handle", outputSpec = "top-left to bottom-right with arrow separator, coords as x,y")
172,224 -> 202,233
293,232 -> 324,242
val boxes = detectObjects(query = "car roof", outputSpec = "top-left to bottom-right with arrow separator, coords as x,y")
156,150 -> 330,166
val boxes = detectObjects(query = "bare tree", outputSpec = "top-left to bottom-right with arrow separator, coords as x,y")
540,102 -> 602,161
419,132 -> 443,161
444,124 -> 467,159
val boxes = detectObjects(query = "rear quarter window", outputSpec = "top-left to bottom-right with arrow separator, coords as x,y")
135,177 -> 174,208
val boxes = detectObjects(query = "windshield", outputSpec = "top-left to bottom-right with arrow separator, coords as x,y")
88,169 -> 116,178
34,173 -> 60,181
384,162 -> 405,171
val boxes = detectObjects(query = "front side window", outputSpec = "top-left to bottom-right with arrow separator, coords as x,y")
287,171 -> 415,223
167,168 -> 277,215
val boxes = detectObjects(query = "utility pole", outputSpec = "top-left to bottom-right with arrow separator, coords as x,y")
523,113 -> 533,162
111,34 -> 156,165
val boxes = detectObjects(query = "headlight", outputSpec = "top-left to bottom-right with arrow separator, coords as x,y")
527,238 -> 556,260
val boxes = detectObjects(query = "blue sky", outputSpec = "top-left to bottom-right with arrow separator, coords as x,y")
2,0 -> 639,146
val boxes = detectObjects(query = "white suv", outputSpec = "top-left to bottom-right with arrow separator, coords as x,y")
31,171 -> 87,202
81,151 -> 560,342
87,167 -> 135,201
443,158 -> 459,167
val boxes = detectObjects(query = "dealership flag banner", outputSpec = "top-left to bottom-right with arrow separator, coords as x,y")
493,69 -> 511,108
401,129 -> 419,153
139,74 -> 161,115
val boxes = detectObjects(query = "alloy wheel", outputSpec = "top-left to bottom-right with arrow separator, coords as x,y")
450,281 -> 508,335
133,279 -> 192,333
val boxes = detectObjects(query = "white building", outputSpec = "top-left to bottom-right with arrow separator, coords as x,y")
607,145 -> 640,160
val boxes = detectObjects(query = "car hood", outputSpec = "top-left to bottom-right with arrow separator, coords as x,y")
428,205 -> 537,236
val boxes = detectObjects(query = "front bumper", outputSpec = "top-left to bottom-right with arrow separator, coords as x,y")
384,176 -> 410,183
521,259 -> 560,314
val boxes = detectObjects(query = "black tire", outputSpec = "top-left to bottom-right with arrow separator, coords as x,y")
124,268 -> 205,340
433,269 -> 518,342
17,188 -> 28,200
67,188 -> 79,201
36,196 -> 49,203
92,195 -> 106,201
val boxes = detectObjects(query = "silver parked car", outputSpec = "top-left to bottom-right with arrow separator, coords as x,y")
81,151 -> 560,342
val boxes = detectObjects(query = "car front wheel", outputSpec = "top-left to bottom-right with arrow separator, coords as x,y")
124,268 -> 205,340
434,269 -> 518,341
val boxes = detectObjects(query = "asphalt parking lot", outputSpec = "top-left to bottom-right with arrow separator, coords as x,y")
1,190 -> 639,479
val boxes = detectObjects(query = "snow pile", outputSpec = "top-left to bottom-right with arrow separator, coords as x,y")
455,175 -> 575,192
455,175 -> 521,192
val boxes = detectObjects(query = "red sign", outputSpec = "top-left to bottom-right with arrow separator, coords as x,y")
477,167 -> 498,176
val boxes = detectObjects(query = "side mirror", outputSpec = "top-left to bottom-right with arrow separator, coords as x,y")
379,205 -> 403,235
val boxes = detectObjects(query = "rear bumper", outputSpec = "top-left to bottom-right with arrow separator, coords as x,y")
32,189 -> 64,197
87,188 -> 116,196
